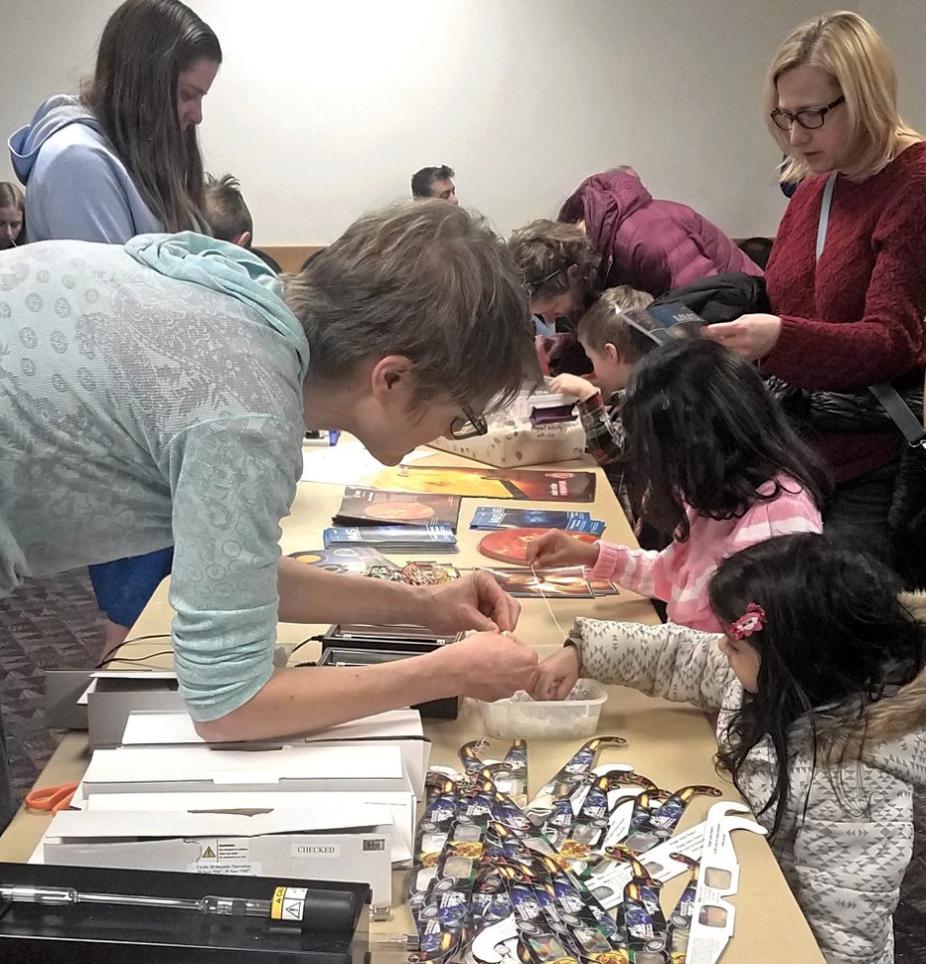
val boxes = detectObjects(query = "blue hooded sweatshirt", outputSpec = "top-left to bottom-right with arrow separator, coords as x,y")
8,94 -> 163,243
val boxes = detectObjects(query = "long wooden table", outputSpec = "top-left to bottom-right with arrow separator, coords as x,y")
0,448 -> 824,962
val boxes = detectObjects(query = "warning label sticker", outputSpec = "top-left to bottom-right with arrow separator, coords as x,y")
195,839 -> 251,864
271,886 -> 308,922
191,838 -> 256,875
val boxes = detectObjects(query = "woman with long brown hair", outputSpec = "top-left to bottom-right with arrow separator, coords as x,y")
9,0 -> 220,240
7,0 -> 223,649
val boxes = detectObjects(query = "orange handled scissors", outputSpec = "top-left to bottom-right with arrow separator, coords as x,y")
24,782 -> 79,814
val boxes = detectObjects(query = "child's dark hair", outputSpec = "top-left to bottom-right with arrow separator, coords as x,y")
709,532 -> 926,836
204,173 -> 253,246
576,286 -> 655,361
621,338 -> 829,539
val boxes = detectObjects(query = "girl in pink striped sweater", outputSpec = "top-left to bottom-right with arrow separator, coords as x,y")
526,339 -> 827,631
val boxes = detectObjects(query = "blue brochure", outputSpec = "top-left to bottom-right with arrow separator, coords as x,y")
470,507 -> 604,536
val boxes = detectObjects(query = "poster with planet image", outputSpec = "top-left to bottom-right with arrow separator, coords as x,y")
333,487 -> 462,531
361,466 -> 596,502
288,547 -> 402,580
477,527 -> 598,564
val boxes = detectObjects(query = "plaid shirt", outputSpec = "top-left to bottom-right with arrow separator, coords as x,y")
577,390 -> 624,464
577,390 -> 632,520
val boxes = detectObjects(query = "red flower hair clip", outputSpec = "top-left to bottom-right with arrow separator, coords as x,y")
729,602 -> 766,640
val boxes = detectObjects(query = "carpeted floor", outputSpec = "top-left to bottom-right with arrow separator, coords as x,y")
0,572 -> 924,957
1,570 -> 104,795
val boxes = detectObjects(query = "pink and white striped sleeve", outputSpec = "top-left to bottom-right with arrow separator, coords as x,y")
728,483 -> 822,554
585,540 -> 679,603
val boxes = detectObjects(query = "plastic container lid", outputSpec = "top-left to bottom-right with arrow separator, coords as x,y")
476,679 -> 608,740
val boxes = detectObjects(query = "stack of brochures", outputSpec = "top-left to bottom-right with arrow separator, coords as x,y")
469,506 -> 605,535
324,525 -> 458,553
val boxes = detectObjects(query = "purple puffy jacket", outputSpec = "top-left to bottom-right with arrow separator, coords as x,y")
559,170 -> 762,297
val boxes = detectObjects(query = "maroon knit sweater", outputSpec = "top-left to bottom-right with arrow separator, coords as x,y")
764,142 -> 926,482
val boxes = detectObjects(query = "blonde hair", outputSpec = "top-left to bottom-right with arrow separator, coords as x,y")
765,11 -> 919,182
0,182 -> 24,211
577,286 -> 655,361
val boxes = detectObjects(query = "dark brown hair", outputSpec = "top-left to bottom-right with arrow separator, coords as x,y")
507,219 -> 599,300
82,0 -> 222,232
710,533 -> 924,836
284,202 -> 534,409
411,165 -> 455,199
622,339 -> 828,540
204,174 -> 253,245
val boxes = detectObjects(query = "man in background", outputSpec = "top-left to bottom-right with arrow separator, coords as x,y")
411,164 -> 458,204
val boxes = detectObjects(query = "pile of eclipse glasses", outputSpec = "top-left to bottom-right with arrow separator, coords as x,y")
408,737 -> 725,964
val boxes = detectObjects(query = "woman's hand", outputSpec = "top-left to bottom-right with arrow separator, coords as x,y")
439,631 -> 539,701
420,571 -> 521,633
530,646 -> 580,701
524,530 -> 600,569
702,313 -> 782,360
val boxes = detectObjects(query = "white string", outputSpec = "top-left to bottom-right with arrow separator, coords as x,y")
529,562 -> 571,638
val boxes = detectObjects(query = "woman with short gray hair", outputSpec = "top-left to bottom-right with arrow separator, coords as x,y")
0,201 -> 539,825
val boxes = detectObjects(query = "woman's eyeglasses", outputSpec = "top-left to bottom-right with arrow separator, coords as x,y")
448,405 -> 488,440
770,95 -> 845,132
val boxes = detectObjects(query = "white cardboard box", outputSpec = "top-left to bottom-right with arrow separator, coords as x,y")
120,708 -> 431,799
428,385 -> 586,467
82,743 -> 407,793
429,419 -> 586,467
79,743 -> 418,854
42,807 -> 395,918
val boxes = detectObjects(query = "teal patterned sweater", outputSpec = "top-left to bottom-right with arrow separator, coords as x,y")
0,234 -> 309,721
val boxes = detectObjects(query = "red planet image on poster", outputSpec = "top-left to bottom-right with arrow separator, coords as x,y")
477,527 -> 597,564
364,502 -> 436,523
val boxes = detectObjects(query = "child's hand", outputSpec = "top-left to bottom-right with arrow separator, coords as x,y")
525,530 -> 600,569
531,646 -> 580,701
550,373 -> 598,402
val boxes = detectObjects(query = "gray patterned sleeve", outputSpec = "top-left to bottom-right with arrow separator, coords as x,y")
788,759 -> 913,963
161,414 -> 300,722
569,617 -> 737,711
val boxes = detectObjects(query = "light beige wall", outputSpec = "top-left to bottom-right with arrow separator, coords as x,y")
3,1 -> 923,244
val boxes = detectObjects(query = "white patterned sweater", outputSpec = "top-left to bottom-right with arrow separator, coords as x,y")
569,612 -> 926,964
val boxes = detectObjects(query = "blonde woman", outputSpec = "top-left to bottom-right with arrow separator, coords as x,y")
0,182 -> 24,249
705,11 -> 926,560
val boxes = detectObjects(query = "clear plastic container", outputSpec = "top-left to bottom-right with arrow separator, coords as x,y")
477,680 -> 608,740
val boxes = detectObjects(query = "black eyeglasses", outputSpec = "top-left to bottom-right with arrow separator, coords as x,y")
448,405 -> 488,440
770,95 -> 845,132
